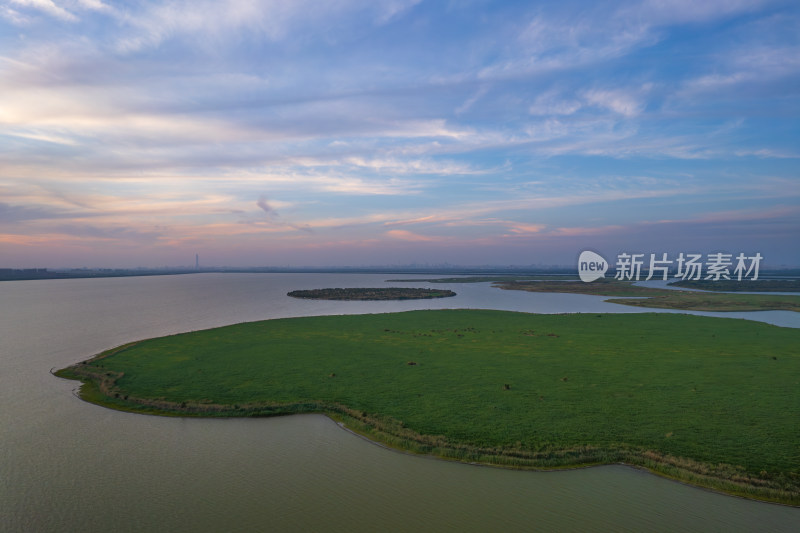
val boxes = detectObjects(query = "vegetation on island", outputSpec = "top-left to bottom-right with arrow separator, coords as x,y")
287,287 -> 456,300
494,279 -> 800,312
387,275 -> 577,283
56,310 -> 800,505
668,279 -> 800,293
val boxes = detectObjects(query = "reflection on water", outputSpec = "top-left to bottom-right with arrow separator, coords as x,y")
1,273 -> 797,532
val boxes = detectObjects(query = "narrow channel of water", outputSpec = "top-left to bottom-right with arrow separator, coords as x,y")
1,273 -> 797,532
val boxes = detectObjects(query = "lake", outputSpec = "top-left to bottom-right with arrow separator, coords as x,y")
1,273 -> 797,532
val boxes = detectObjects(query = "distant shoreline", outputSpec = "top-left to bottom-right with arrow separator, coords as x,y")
0,267 -> 574,282
5,267 -> 798,283
493,279 -> 800,312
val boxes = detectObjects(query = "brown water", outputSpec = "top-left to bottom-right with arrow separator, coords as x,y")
1,273 -> 797,532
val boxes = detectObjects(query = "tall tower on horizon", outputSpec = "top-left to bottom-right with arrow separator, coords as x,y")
195,254 -> 199,270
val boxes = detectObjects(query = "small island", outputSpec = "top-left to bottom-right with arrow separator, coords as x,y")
287,287 -> 456,300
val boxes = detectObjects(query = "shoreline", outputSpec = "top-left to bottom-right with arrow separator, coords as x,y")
55,364 -> 800,507
329,414 -> 799,509
492,280 -> 800,313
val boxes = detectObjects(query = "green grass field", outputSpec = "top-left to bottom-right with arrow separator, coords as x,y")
56,310 -> 800,504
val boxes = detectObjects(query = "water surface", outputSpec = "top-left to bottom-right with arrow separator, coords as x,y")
2,273 -> 797,532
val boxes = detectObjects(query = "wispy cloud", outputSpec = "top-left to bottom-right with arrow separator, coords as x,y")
113,0 -> 423,53
456,84 -> 490,115
8,0 -> 77,22
385,229 -> 442,242
1,5 -> 31,25
255,195 -> 313,233
529,90 -> 582,116
582,85 -> 651,118
256,196 -> 276,215
550,204 -> 800,240
0,202 -> 73,223
623,0 -> 774,26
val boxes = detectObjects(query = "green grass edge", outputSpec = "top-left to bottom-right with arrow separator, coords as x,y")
54,354 -> 800,508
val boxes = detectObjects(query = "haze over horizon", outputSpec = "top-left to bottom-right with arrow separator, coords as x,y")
1,0 -> 799,269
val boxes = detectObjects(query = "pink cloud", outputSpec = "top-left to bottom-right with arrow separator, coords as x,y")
507,222 -> 547,234
385,229 -> 441,242
547,225 -> 628,237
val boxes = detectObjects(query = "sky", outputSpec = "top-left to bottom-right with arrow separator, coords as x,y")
1,0 -> 799,269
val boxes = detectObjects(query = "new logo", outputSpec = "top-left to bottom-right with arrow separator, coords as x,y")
578,250 -> 608,282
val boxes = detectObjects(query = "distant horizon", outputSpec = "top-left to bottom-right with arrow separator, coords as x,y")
4,259 -> 800,272
2,261 -> 577,271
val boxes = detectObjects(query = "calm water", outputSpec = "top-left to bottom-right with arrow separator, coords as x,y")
1,273 -> 798,532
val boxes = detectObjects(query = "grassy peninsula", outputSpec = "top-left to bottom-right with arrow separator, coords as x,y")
56,310 -> 799,505
494,280 -> 800,312
287,287 -> 456,300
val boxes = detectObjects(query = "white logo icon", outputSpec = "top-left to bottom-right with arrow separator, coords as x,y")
578,251 -> 608,282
